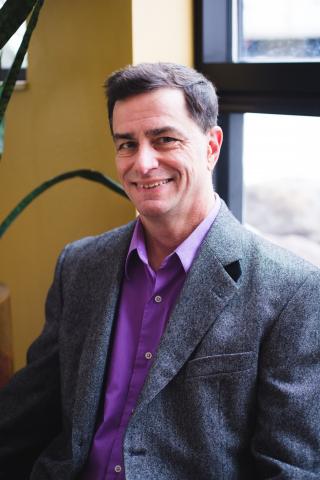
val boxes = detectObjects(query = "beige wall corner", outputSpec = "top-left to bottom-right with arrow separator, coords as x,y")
132,0 -> 194,65
0,0 -> 135,370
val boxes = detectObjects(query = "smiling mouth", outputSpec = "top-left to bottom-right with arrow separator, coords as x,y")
136,179 -> 173,190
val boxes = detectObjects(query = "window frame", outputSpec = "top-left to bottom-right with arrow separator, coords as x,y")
0,68 -> 26,82
194,0 -> 320,220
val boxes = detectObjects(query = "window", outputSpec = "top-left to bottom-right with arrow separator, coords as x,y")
195,0 -> 320,266
243,113 -> 320,266
238,0 -> 320,62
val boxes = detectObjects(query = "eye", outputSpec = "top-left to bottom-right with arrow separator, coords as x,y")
155,136 -> 180,147
117,141 -> 137,153
158,136 -> 177,143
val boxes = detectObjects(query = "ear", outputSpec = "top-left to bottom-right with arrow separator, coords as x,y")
206,126 -> 223,172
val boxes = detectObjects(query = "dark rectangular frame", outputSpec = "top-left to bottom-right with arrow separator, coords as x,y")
0,68 -> 26,82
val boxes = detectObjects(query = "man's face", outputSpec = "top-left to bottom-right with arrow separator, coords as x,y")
112,87 -> 222,225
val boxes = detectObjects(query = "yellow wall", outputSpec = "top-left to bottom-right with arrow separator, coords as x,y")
0,0 -> 193,371
0,0 -> 135,370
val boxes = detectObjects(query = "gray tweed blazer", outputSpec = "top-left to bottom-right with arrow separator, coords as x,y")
0,201 -> 320,479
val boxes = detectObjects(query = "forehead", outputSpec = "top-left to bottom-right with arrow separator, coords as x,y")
112,87 -> 195,134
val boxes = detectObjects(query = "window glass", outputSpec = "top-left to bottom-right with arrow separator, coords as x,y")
243,113 -> 320,267
238,0 -> 320,62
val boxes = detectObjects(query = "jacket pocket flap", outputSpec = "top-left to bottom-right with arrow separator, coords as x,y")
185,351 -> 256,378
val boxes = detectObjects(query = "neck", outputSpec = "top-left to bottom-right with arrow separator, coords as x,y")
140,197 -> 216,271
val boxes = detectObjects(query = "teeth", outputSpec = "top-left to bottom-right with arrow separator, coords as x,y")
140,179 -> 170,189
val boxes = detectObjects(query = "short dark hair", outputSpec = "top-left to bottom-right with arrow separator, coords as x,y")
105,62 -> 219,134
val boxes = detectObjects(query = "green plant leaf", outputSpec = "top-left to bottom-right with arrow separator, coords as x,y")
0,169 -> 128,238
0,0 -> 44,125
0,0 -> 39,49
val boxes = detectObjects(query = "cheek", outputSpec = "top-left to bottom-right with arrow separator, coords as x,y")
115,159 -> 129,179
168,151 -> 193,172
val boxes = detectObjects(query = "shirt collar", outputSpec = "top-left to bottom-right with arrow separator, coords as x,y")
125,194 -> 221,277
125,219 -> 148,278
175,193 -> 221,272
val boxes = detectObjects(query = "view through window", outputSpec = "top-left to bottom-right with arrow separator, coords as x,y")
243,113 -> 320,267
237,0 -> 320,62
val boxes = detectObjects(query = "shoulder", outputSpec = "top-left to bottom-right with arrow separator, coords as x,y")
56,220 -> 136,275
244,225 -> 319,281
211,200 -> 319,292
67,220 -> 136,255
237,226 -> 320,315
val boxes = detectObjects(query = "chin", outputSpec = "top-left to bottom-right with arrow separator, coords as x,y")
138,208 -> 166,219
136,204 -> 171,219
133,198 -> 166,213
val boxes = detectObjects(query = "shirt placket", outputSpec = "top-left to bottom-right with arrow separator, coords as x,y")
105,267 -> 160,479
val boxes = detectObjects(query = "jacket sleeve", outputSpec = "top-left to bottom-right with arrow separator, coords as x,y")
0,247 -> 68,479
252,269 -> 320,479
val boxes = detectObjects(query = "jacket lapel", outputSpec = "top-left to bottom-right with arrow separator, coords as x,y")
71,223 -> 135,452
135,203 -> 245,411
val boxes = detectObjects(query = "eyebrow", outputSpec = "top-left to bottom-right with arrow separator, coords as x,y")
113,132 -> 135,141
113,126 -> 184,141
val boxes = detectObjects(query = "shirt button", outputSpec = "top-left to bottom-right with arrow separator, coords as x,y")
145,352 -> 153,360
114,465 -> 122,473
154,295 -> 162,303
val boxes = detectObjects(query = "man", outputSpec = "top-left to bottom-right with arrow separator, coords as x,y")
0,62 -> 319,479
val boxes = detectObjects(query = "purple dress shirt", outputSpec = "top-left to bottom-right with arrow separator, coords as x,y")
82,195 -> 221,480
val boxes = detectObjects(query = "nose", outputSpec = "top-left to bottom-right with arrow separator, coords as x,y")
134,144 -> 159,175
